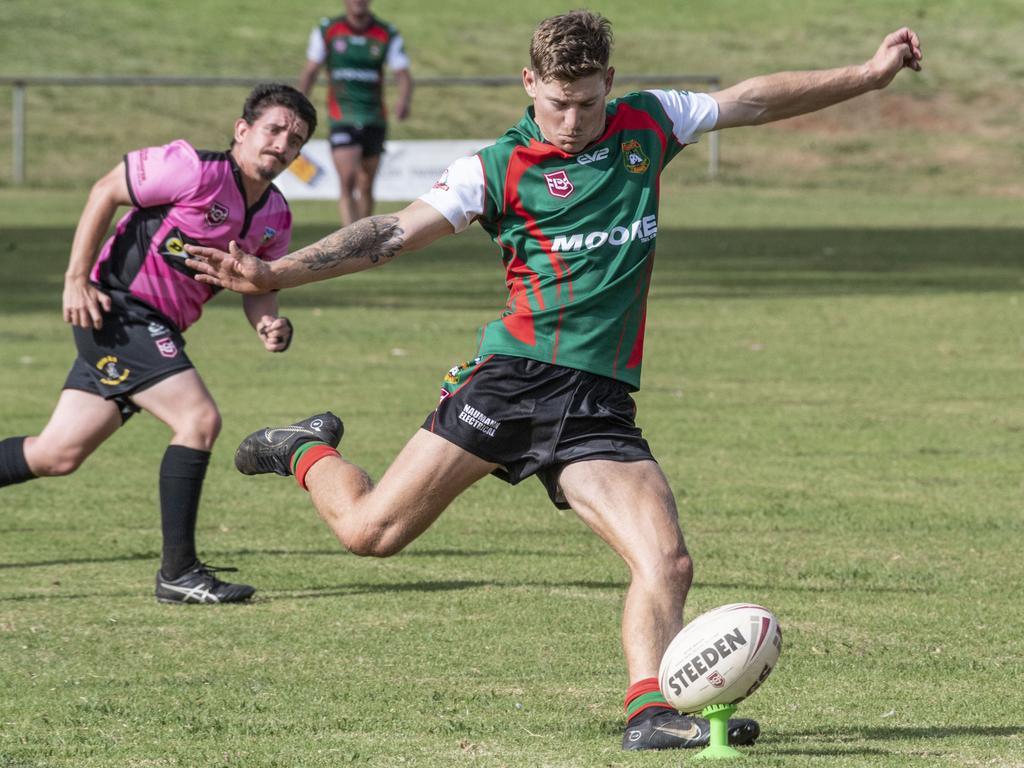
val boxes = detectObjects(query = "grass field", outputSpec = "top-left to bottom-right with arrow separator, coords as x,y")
2,201 -> 1022,766
1,0 -> 1023,766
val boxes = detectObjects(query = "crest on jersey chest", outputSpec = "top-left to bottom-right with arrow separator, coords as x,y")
621,139 -> 650,174
204,201 -> 229,227
543,169 -> 574,199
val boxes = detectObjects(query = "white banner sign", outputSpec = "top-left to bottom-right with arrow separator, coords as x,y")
275,138 -> 492,202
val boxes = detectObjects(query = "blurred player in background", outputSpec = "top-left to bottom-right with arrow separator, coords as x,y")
188,13 -> 921,747
0,84 -> 317,605
299,0 -> 413,226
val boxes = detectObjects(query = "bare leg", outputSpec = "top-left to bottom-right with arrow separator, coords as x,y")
331,145 -> 363,226
23,389 -> 122,476
355,153 -> 381,220
304,429 -> 498,557
558,459 -> 693,683
131,369 -> 221,450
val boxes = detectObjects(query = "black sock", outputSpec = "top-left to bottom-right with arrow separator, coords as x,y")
0,437 -> 36,487
159,445 -> 211,579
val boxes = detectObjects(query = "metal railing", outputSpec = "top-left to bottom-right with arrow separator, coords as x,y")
1,74 -> 721,185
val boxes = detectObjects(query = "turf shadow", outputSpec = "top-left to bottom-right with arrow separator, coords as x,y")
695,579 -> 933,595
0,577 -> 617,603
0,551 -> 158,569
0,545 -> 583,570
786,724 -> 1023,740
3,227 -> 1021,315
0,548 -> 346,570
259,577 -> 625,602
766,746 -> 893,756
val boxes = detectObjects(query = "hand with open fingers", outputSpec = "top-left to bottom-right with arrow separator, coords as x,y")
869,27 -> 923,88
62,277 -> 112,329
256,315 -> 293,352
184,240 -> 274,294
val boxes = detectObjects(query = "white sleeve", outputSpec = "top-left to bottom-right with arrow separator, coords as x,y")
306,26 -> 326,63
647,90 -> 719,145
418,155 -> 485,234
386,34 -> 411,71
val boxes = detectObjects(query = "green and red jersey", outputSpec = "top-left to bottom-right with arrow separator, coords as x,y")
421,89 -> 718,390
306,15 -> 409,127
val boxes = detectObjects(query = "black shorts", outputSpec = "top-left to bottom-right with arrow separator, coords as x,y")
328,123 -> 386,156
63,290 -> 193,422
422,355 -> 655,509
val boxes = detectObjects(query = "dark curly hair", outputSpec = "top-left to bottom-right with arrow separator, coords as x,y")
240,83 -> 318,142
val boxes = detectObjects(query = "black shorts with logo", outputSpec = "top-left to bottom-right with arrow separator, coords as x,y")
328,123 -> 387,156
422,355 -> 655,509
63,289 -> 193,422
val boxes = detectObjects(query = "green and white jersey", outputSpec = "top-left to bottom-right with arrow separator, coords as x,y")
420,90 -> 718,390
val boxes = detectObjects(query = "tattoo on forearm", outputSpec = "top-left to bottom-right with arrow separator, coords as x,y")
291,215 -> 404,272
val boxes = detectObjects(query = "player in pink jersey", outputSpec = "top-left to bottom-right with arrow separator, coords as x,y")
0,84 -> 321,605
187,14 -> 921,747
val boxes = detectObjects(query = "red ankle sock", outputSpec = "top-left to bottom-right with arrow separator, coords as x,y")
292,443 -> 339,491
625,677 -> 672,723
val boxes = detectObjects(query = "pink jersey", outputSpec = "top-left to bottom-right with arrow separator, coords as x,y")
90,140 -> 293,331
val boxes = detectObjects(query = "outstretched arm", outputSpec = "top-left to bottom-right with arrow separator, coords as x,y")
713,27 -> 922,129
184,199 -> 455,294
393,68 -> 413,121
297,59 -> 322,98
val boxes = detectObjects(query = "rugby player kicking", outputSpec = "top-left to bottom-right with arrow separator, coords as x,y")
186,13 -> 921,747
0,85 -> 317,605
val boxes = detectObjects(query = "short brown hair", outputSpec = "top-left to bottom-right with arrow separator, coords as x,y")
529,10 -> 613,82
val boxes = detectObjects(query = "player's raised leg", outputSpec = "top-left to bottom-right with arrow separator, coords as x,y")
308,429 -> 496,555
557,459 -> 759,750
235,417 -> 497,556
131,369 -> 252,604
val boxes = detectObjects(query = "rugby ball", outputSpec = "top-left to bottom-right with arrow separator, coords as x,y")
658,603 -> 782,713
